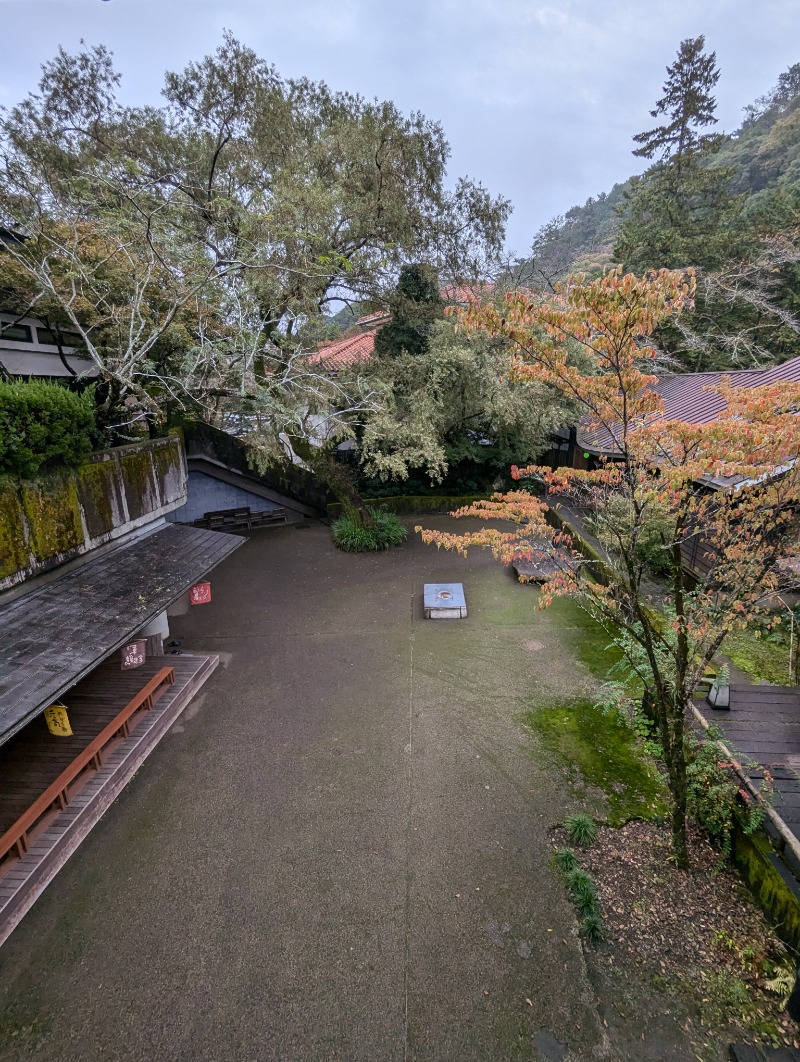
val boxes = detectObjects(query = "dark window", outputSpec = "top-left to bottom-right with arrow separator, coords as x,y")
36,328 -> 82,348
0,323 -> 33,343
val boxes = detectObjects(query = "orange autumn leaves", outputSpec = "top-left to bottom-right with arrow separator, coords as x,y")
419,267 -> 800,639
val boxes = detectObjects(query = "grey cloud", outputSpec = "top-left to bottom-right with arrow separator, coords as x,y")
0,0 -> 797,251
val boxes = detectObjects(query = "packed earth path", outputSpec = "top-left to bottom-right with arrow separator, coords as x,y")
0,519 -> 702,1061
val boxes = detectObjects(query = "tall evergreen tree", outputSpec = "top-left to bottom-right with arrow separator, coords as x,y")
373,264 -> 443,358
615,37 -> 742,276
632,36 -> 721,173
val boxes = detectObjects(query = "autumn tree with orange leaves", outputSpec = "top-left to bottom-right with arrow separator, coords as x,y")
418,267 -> 800,867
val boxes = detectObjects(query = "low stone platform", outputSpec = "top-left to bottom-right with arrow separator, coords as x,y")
0,652 -> 218,946
423,582 -> 467,619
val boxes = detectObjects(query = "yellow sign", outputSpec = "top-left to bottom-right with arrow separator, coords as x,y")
44,703 -> 72,737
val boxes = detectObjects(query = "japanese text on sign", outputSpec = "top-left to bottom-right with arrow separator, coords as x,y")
44,703 -> 72,737
189,582 -> 212,605
121,640 -> 147,670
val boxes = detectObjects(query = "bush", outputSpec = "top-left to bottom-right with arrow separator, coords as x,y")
0,380 -> 96,478
554,853 -> 605,946
331,507 -> 408,552
564,813 -> 598,847
580,911 -> 605,944
686,728 -> 768,861
553,847 -> 579,873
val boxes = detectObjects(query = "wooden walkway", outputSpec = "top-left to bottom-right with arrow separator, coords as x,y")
698,685 -> 800,842
0,652 -> 218,946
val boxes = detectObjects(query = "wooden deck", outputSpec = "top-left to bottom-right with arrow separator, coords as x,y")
0,652 -> 218,946
698,685 -> 800,841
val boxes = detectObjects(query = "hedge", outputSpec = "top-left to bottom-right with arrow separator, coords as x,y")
327,494 -> 485,519
0,380 -> 96,479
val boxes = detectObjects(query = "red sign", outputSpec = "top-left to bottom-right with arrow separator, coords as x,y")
121,639 -> 147,670
189,581 -> 212,605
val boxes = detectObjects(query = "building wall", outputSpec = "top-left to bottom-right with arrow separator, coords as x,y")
0,436 -> 187,592
167,471 -> 282,524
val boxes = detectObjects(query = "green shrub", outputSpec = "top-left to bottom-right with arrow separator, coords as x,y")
686,728 -> 768,862
0,380 -> 96,478
564,813 -> 598,847
553,847 -> 579,873
331,507 -> 408,552
580,911 -> 605,944
565,867 -> 599,911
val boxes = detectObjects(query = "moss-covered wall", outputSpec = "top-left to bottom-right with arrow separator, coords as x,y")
327,494 -> 485,519
0,436 -> 186,592
76,458 -> 124,540
733,827 -> 800,952
0,477 -> 28,581
120,448 -> 158,522
21,474 -> 83,563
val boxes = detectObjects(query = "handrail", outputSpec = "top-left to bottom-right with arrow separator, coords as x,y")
0,666 -> 174,863
690,703 -> 800,868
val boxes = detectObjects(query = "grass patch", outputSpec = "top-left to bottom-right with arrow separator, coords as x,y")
331,507 -> 408,552
525,698 -> 667,825
547,598 -> 626,680
564,812 -> 598,847
723,628 -> 793,686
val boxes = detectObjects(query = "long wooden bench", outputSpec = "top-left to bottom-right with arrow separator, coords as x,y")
192,506 -> 286,530
0,666 -> 175,864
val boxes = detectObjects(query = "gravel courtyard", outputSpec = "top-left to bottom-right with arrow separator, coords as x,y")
0,518 -> 697,1061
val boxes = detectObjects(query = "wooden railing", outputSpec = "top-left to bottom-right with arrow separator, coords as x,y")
0,666 -> 174,864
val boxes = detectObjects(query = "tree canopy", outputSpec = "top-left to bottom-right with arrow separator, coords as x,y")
418,268 -> 800,867
0,36 -> 510,448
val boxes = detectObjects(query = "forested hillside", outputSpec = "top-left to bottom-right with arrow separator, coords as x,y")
522,61 -> 800,291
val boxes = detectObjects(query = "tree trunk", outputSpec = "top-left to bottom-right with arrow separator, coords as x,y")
289,436 -> 376,529
668,743 -> 689,869
651,686 -> 690,869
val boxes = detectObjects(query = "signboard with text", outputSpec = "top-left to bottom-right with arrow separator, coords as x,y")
121,639 -> 147,670
189,582 -> 212,605
44,703 -> 72,737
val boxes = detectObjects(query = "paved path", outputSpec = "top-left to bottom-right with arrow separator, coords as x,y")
0,519 -> 669,1060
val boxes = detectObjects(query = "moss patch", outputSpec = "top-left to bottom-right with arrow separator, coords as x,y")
151,437 -> 183,503
76,459 -> 121,539
544,597 -> 625,681
723,629 -> 793,686
525,699 -> 667,825
21,473 -> 82,563
120,448 -> 157,521
0,477 -> 27,579
732,828 -> 800,952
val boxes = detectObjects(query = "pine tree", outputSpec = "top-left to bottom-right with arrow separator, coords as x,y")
615,37 -> 741,276
632,36 -> 721,174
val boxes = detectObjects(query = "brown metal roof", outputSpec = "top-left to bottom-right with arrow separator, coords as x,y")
0,523 -> 243,746
576,355 -> 800,458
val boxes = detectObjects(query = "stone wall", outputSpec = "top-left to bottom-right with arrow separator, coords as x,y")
0,436 -> 186,592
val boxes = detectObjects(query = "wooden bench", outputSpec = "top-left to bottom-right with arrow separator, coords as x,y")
0,666 -> 174,864
248,507 -> 286,527
193,506 -> 287,530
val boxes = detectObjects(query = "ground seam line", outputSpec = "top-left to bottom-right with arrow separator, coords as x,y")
404,590 -> 415,1062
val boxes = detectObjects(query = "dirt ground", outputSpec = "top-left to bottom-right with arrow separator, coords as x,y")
0,518 -> 756,1060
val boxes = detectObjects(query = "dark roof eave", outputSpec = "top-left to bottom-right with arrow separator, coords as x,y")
0,523 -> 243,746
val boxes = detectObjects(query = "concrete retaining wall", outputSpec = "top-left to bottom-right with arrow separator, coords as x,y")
0,436 -> 187,592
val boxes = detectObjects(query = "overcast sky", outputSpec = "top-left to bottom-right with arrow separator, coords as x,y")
1,0 -> 798,255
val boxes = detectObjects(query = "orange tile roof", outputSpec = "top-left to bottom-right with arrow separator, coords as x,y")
309,283 -> 495,371
307,329 -> 377,372
440,282 -> 495,305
